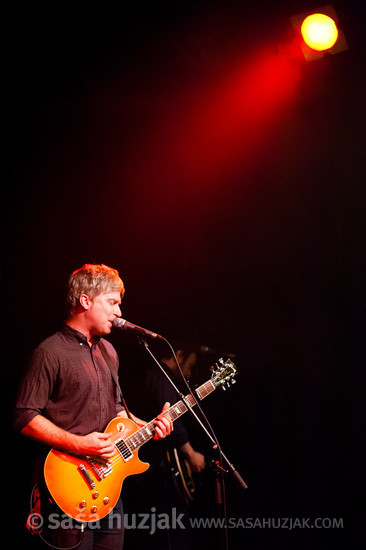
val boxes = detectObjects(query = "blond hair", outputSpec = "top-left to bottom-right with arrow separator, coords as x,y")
67,264 -> 125,315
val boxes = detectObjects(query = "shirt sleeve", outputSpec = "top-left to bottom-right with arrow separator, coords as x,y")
13,346 -> 58,432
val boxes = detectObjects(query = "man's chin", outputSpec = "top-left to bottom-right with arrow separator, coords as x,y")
94,326 -> 111,338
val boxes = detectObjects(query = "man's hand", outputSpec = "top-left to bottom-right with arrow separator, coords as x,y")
187,450 -> 206,473
78,432 -> 116,459
117,406 -> 172,440
180,441 -> 206,473
154,402 -> 173,440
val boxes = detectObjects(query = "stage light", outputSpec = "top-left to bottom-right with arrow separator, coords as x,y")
300,13 -> 338,51
290,4 -> 348,61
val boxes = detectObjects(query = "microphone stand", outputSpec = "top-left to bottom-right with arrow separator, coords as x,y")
139,337 -> 248,550
211,457 -> 228,550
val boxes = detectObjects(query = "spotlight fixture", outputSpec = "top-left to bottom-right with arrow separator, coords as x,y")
290,4 -> 348,61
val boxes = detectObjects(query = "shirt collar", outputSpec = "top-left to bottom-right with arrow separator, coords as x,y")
61,323 -> 101,346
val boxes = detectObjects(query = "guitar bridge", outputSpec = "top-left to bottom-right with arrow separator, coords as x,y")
87,459 -> 113,480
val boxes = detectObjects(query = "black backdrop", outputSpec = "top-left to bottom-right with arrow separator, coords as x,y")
3,1 -> 365,549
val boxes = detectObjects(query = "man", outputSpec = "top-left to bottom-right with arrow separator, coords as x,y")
148,346 -> 206,475
14,263 -> 172,549
126,343 -> 205,549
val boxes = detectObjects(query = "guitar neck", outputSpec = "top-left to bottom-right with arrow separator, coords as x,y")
125,378 -> 216,452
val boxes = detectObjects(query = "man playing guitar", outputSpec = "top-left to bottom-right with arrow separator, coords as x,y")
14,263 -> 172,550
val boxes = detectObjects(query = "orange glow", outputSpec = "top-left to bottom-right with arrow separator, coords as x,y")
300,13 -> 339,51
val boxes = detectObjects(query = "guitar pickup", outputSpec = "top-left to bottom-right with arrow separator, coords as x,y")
78,464 -> 96,489
115,437 -> 133,462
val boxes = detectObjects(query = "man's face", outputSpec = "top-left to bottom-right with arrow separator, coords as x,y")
85,291 -> 122,336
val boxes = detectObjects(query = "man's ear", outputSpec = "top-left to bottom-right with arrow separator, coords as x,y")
79,294 -> 92,311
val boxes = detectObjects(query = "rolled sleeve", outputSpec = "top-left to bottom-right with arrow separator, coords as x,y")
14,347 -> 56,431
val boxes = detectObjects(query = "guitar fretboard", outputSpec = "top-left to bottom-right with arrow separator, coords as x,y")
125,378 -> 216,452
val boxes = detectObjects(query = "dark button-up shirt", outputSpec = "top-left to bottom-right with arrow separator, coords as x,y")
14,324 -> 124,435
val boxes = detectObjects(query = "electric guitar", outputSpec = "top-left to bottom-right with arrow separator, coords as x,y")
165,445 -> 197,503
44,359 -> 237,522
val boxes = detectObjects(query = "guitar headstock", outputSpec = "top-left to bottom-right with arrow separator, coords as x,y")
210,358 -> 237,390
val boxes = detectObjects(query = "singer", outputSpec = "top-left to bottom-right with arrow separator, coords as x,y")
14,263 -> 173,550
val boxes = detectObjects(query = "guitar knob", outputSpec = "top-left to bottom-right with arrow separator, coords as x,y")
91,505 -> 98,514
92,491 -> 99,500
79,500 -> 86,509
103,497 -> 110,505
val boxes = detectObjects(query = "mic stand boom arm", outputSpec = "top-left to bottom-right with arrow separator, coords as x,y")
139,337 -> 248,492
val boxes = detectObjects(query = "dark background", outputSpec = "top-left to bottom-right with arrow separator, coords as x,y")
4,1 -> 365,548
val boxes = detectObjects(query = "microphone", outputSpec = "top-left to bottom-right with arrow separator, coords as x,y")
112,317 -> 162,339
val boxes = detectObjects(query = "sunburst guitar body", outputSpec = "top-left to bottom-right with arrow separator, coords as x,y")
44,359 -> 237,522
44,417 -> 148,523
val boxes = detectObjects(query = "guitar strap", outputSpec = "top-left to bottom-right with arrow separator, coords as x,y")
99,340 -> 133,420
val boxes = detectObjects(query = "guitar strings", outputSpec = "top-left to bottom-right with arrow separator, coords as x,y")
96,379 -> 217,471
